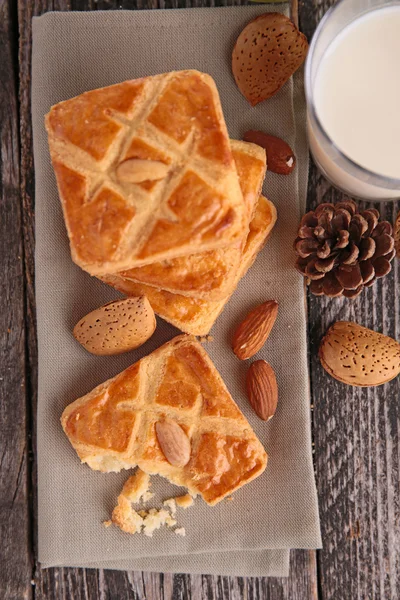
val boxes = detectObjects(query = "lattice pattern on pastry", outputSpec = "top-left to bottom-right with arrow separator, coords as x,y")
101,196 -> 277,336
116,140 -> 267,301
46,71 -> 247,275
62,335 -> 267,505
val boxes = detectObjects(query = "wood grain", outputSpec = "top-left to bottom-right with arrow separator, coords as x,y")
300,2 -> 400,595
0,1 -> 32,599
307,195 -> 400,598
0,0 -> 398,598
33,551 -> 317,600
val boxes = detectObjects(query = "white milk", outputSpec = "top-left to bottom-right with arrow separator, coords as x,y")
308,6 -> 400,199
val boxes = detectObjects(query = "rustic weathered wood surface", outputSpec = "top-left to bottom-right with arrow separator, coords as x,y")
0,0 -> 399,598
0,1 -> 32,599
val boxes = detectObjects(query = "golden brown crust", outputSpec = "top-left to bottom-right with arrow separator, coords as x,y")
46,71 -> 247,275
61,335 -> 267,505
111,495 -> 144,534
117,140 -> 266,300
120,469 -> 151,502
101,196 -> 277,335
175,494 -> 194,508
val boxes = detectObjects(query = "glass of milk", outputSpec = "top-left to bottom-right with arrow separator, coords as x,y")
305,0 -> 400,200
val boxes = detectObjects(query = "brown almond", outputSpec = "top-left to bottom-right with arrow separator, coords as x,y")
244,131 -> 296,175
246,360 -> 278,421
232,13 -> 308,106
73,296 -> 156,355
394,210 -> 400,258
232,300 -> 278,360
116,158 -> 169,183
319,321 -> 400,387
155,418 -> 191,467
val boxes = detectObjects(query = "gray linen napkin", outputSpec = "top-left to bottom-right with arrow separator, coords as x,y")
32,5 -> 321,577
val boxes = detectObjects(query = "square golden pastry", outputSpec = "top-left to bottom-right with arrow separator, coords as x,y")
45,71 -> 247,276
61,335 -> 268,505
117,140 -> 267,301
102,195 -> 277,335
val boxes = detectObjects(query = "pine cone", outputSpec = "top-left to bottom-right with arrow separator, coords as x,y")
394,210 -> 400,259
294,201 -> 395,299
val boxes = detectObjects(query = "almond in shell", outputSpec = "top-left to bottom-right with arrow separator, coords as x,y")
246,360 -> 278,421
73,296 -> 156,355
232,13 -> 308,106
232,300 -> 278,360
319,321 -> 400,387
155,418 -> 191,467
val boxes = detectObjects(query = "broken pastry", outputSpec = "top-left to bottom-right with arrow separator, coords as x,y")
111,469 -> 191,536
61,335 -> 268,505
111,469 -> 152,534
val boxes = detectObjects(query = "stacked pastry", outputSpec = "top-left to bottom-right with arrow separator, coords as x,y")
46,70 -> 277,335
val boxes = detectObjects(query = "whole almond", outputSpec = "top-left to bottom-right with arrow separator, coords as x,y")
155,418 -> 191,467
232,300 -> 278,360
232,13 -> 308,106
73,296 -> 156,355
244,131 -> 296,175
116,158 -> 169,183
246,360 -> 278,421
319,321 -> 400,387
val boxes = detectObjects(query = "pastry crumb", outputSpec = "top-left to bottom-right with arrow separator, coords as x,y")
225,496 -> 234,502
163,498 -> 177,515
112,496 -> 144,534
198,335 -> 214,343
111,473 -> 188,537
121,469 -> 151,503
175,494 -> 194,509
175,527 -> 186,536
103,520 -> 112,528
142,491 -> 155,503
143,508 -> 171,537
165,514 -> 177,528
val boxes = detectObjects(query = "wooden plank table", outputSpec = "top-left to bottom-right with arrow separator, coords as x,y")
0,0 -> 399,598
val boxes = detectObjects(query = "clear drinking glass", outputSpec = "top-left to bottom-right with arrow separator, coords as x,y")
305,0 -> 400,201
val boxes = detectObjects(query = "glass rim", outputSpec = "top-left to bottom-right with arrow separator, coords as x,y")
304,0 -> 400,189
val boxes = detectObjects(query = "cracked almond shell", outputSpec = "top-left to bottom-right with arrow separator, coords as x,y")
319,321 -> 400,387
73,296 -> 156,355
232,13 -> 308,106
